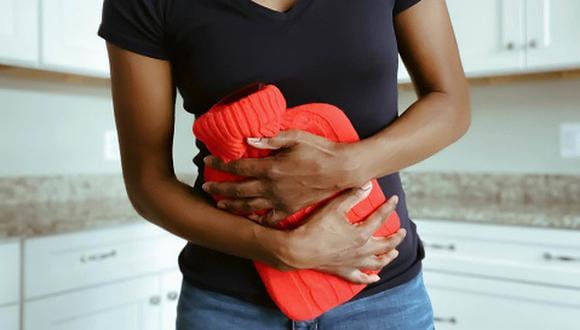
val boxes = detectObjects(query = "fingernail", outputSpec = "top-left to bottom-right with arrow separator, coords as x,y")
247,137 -> 262,144
216,201 -> 225,208
389,249 -> 399,258
203,156 -> 211,164
369,274 -> 380,282
389,195 -> 399,205
361,182 -> 373,191
202,183 -> 210,190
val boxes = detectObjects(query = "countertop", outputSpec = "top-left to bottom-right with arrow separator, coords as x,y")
1,172 -> 579,239
0,197 -> 141,239
407,198 -> 580,230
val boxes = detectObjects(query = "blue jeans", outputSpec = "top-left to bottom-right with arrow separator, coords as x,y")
176,271 -> 435,329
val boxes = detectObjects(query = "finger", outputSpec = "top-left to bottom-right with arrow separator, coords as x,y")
341,269 -> 381,285
356,249 -> 400,271
202,180 -> 266,198
260,209 -> 290,227
217,198 -> 273,214
203,156 -> 270,177
363,229 -> 407,256
246,213 -> 262,223
247,130 -> 306,150
356,195 -> 399,238
326,182 -> 373,215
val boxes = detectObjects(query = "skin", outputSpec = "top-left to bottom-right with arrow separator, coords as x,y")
105,0 -> 469,285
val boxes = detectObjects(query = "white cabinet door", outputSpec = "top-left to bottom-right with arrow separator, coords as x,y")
24,276 -> 162,330
525,0 -> 580,70
161,271 -> 182,330
0,305 -> 19,330
0,0 -> 38,65
40,0 -> 109,77
446,0 -> 526,76
0,240 -> 20,306
424,271 -> 580,330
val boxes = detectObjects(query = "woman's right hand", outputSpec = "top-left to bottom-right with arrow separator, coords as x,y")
271,182 -> 406,284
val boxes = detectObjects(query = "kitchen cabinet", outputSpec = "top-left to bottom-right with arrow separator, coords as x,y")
24,276 -> 162,330
24,222 -> 185,299
416,219 -> 580,288
161,271 -> 182,330
0,305 -> 19,330
0,240 -> 20,330
20,221 -> 186,330
397,0 -> 580,83
525,0 -> 580,70
425,271 -> 580,330
40,0 -> 109,77
415,219 -> 580,330
398,0 -> 525,81
0,0 -> 38,66
22,270 -> 183,330
446,0 -> 526,76
0,240 -> 20,305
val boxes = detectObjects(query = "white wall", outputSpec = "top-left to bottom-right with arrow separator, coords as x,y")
1,75 -> 579,177
401,77 -> 580,175
0,76 -> 198,177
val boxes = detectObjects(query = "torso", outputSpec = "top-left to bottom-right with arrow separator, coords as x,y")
163,0 -> 424,307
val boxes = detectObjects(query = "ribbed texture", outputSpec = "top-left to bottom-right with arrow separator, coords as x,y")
193,84 -> 401,321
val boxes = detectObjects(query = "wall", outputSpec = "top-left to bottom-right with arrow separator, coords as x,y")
1,75 -> 579,177
0,75 -> 198,177
400,77 -> 580,175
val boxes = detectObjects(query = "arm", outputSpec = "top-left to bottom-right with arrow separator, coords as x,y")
351,0 -> 471,179
105,42 -> 405,283
202,0 -> 470,224
106,42 -> 283,265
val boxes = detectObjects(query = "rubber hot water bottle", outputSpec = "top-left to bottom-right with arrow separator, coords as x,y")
192,82 -> 401,321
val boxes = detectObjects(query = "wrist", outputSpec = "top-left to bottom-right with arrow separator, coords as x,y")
340,141 -> 376,187
252,224 -> 297,271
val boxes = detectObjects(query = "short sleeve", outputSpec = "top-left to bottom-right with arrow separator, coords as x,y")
97,0 -> 170,60
393,0 -> 422,16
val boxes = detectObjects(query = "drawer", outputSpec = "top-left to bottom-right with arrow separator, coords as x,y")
415,219 -> 580,288
424,271 -> 580,330
0,304 -> 19,330
24,275 -> 160,330
0,240 -> 20,305
24,221 -> 186,299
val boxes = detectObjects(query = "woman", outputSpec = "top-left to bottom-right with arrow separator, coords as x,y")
98,0 -> 470,328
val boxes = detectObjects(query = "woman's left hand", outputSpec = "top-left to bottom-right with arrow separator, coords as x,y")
201,129 -> 368,226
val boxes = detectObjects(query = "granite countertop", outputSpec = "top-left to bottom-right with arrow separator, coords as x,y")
407,198 -> 580,230
0,197 -> 142,239
0,173 -> 579,239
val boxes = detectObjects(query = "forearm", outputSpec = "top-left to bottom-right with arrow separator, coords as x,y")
351,90 -> 470,182
126,175 -> 289,267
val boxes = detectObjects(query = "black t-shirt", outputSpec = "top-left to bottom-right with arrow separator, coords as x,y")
98,0 -> 425,309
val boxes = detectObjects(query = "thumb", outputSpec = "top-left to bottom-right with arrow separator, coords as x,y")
246,130 -> 304,150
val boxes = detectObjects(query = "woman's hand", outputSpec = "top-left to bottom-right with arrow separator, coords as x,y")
202,130 -> 368,226
267,184 -> 406,284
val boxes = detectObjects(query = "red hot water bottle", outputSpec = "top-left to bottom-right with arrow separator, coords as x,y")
192,83 -> 401,321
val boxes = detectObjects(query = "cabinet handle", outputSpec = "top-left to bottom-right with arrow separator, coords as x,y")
80,249 -> 117,263
424,242 -> 456,251
434,316 -> 457,324
543,252 -> 580,262
506,41 -> 515,50
149,295 -> 161,305
167,291 -> 179,301
528,39 -> 538,49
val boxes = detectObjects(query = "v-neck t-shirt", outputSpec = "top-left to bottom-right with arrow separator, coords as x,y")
97,0 -> 425,308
